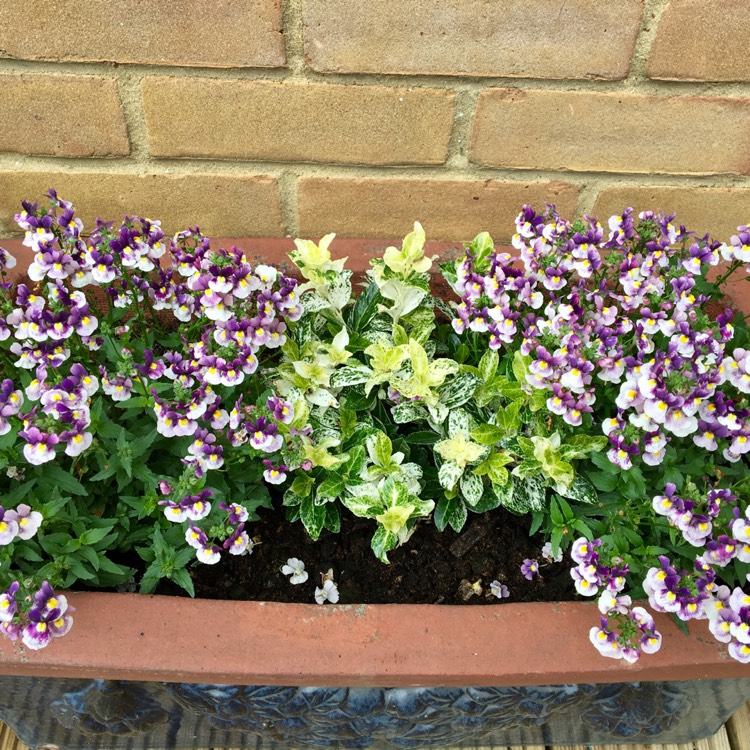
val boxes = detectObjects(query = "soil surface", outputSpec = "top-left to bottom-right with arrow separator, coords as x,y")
157,503 -> 575,605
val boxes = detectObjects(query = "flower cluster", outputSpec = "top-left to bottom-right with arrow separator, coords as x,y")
449,205 -> 749,471
161,490 -> 253,565
0,581 -> 73,650
570,538 -> 629,599
643,555 -> 716,621
568,537 -> 661,663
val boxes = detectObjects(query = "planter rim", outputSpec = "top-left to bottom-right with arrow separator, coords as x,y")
0,593 -> 746,686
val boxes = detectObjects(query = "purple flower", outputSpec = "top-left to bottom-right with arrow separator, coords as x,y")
0,582 -> 20,623
263,459 -> 288,485
22,582 -> 73,650
220,502 -> 249,525
490,580 -> 509,599
247,417 -> 283,453
18,426 -> 59,465
223,523 -> 252,556
267,396 -> 294,424
4,504 -> 42,540
182,490 -> 213,521
160,499 -> 188,523
520,558 -> 539,580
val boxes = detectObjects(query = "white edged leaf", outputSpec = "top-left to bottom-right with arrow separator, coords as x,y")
460,472 -> 484,507
438,460 -> 463,491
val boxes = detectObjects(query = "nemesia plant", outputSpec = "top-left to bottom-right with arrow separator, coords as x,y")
0,191 -> 749,668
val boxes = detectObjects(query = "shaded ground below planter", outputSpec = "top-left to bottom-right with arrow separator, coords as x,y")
155,502 -> 574,605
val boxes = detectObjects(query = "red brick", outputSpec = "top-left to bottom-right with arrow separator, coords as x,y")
142,78 -> 454,166
304,0 -> 642,79
0,172 -> 283,237
471,89 -> 750,175
297,177 -> 580,242
0,74 -> 129,157
648,1 -> 750,82
0,0 -> 284,68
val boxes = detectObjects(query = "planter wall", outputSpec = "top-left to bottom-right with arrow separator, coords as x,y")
0,594 -> 749,749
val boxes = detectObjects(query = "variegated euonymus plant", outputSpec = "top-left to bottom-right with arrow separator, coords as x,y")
274,223 -> 609,562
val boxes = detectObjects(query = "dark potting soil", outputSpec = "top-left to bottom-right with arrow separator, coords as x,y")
156,502 -> 575,605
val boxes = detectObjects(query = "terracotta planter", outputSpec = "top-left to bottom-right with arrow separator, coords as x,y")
0,593 -> 748,748
0,236 -> 749,749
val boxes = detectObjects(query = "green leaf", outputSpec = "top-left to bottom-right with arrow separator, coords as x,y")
116,396 -> 149,410
348,282 -> 382,332
15,544 -> 43,563
67,558 -> 96,581
300,496 -> 327,541
38,532 -> 70,555
78,545 -> 101,571
324,504 -> 341,533
496,400 -> 522,434
405,430 -> 440,445
79,525 -> 116,545
371,526 -> 399,564
591,451 -> 618,474
478,350 -> 499,383
434,495 -> 467,533
468,231 -> 495,265
588,471 -> 618,492
37,465 -> 87,496
130,431 -> 157,458
470,424 -> 505,446
550,497 -> 564,525
170,568 -> 196,598
2,479 -> 36,505
316,475 -> 345,501
470,489 -> 503,513
290,474 -> 315,498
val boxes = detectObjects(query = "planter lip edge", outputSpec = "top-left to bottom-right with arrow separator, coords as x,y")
0,592 -> 746,686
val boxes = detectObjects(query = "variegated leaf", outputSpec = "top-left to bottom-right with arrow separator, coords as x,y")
392,401 -> 429,424
509,474 -> 547,513
300,293 -> 330,314
448,408 -> 472,438
460,472 -> 484,507
330,365 -> 373,388
557,474 -> 599,504
439,372 -> 480,409
438,460 -> 463,491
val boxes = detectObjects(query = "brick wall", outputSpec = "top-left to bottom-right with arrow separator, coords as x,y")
0,0 -> 748,242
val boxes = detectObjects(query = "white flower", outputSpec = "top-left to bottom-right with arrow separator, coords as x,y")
541,541 -> 563,563
281,558 -> 309,585
315,579 -> 339,604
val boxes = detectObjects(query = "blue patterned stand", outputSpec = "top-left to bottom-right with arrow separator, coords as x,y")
1,676 -> 749,749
